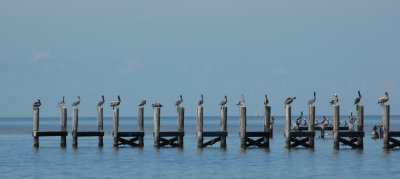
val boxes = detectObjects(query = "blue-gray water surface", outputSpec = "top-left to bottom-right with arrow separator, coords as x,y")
1,115 -> 400,178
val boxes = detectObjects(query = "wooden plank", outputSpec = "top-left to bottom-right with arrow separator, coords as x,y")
245,137 -> 267,148
36,131 -> 68,137
159,137 -> 179,147
290,131 -> 315,137
389,131 -> 400,137
389,138 -> 400,148
338,131 -> 364,137
245,131 -> 271,137
76,131 -> 104,137
202,131 -> 228,137
118,131 -> 144,137
159,131 -> 184,137
290,138 -> 312,148
202,137 -> 222,147
338,137 -> 361,148
117,137 -> 141,147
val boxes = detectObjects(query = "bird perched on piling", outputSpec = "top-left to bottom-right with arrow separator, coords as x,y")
264,94 -> 269,106
329,94 -> 339,105
284,97 -> 296,106
57,96 -> 65,109
297,111 -> 303,122
378,91 -> 389,106
97,95 -> 105,108
219,95 -> 228,107
33,99 -> 41,109
354,90 -> 362,106
236,95 -> 245,106
308,92 -> 316,106
152,102 -> 163,108
110,95 -> 121,108
175,95 -> 183,107
71,96 -> 81,109
197,94 -> 204,106
138,99 -> 146,107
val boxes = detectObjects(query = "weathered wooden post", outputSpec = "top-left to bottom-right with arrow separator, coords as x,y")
321,125 -> 325,139
197,106 -> 203,148
239,106 -> 247,148
72,108 -> 79,147
308,105 -> 315,148
97,107 -> 103,147
154,107 -> 161,148
285,105 -> 291,149
383,105 -> 390,149
357,105 -> 364,148
220,107 -> 228,148
177,107 -> 185,147
33,108 -> 39,147
138,107 -> 144,147
112,107 -> 119,147
264,106 -> 271,147
333,105 -> 340,150
60,108 -> 67,147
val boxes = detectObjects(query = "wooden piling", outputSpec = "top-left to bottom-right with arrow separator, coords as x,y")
33,108 -> 39,147
60,108 -> 67,147
308,105 -> 315,148
197,106 -> 203,148
333,105 -> 340,150
138,107 -> 144,147
357,105 -> 364,148
285,105 -> 291,149
154,107 -> 161,148
383,105 -> 390,149
112,107 -> 119,147
321,126 -> 325,139
239,106 -> 247,148
72,108 -> 79,147
264,106 -> 271,147
177,107 -> 185,147
97,107 -> 103,147
220,107 -> 227,148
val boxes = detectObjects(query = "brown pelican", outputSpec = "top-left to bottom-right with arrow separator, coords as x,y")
110,95 -> 121,108
284,97 -> 296,105
329,94 -> 339,105
219,95 -> 227,107
71,96 -> 81,108
296,111 -> 303,122
57,96 -> 65,108
308,92 -> 316,106
378,91 -> 389,106
197,94 -> 203,106
138,99 -> 146,107
152,102 -> 163,108
354,90 -> 361,105
236,95 -> 245,106
264,94 -> 269,106
33,99 -> 41,109
97,95 -> 105,108
175,95 -> 183,107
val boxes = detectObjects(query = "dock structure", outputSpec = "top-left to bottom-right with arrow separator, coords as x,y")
112,107 -> 145,147
382,105 -> 400,149
196,106 -> 228,148
153,107 -> 185,148
32,107 -> 68,147
332,105 -> 364,150
285,105 -> 315,149
239,106 -> 271,149
71,107 -> 104,147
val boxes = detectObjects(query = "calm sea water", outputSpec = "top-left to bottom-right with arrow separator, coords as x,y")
1,115 -> 400,178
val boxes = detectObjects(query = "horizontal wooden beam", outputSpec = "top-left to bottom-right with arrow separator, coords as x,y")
159,131 -> 184,137
202,131 -> 227,137
245,131 -> 271,137
338,137 -> 361,148
76,131 -> 104,137
299,126 -> 349,131
34,131 -> 68,137
389,131 -> 400,137
338,132 -> 364,137
202,137 -> 222,147
290,131 -> 315,137
117,131 -> 144,137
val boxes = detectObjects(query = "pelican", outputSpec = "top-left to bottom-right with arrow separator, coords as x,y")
219,95 -> 227,107
284,97 -> 296,105
264,94 -> 269,106
296,111 -> 303,122
110,95 -> 121,108
354,90 -> 361,105
197,94 -> 203,106
57,96 -> 65,108
152,102 -> 163,108
378,91 -> 389,106
236,95 -> 245,106
175,95 -> 183,107
308,92 -> 316,106
71,96 -> 81,108
138,99 -> 146,107
33,99 -> 41,109
97,95 -> 105,108
329,93 -> 339,105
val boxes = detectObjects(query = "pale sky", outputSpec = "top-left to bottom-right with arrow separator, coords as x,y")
0,0 -> 399,117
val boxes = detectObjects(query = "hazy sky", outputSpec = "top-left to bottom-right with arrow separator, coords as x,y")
1,0 -> 399,117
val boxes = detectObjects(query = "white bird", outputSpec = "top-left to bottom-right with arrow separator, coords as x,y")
152,102 -> 163,108
329,94 -> 339,105
110,95 -> 121,108
175,95 -> 183,107
57,96 -> 65,108
378,91 -> 389,106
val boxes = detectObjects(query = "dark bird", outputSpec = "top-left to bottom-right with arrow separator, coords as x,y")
97,95 -> 105,108
33,99 -> 41,109
378,91 -> 389,106
71,96 -> 81,108
354,90 -> 362,105
138,99 -> 146,107
57,96 -> 65,108
284,97 -> 296,105
219,95 -> 228,107
152,102 -> 163,108
197,94 -> 204,106
308,92 -> 316,106
297,111 -> 303,121
110,95 -> 121,108
329,94 -> 339,105
175,95 -> 183,107
264,94 -> 269,106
